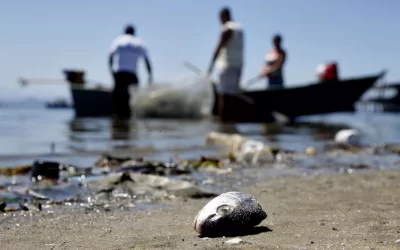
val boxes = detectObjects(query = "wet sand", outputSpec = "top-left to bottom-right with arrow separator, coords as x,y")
1,169 -> 399,250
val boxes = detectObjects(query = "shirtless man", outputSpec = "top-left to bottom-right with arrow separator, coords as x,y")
259,34 -> 286,89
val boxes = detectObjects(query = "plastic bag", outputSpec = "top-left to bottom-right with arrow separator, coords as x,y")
131,75 -> 215,119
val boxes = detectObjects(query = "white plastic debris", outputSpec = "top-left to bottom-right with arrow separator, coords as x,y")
334,129 -> 361,145
225,238 -> 245,245
206,132 -> 274,164
238,140 -> 266,164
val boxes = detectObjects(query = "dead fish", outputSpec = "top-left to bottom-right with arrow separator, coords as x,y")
193,191 -> 267,237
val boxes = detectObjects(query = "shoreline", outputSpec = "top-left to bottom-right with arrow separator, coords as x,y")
1,168 -> 399,249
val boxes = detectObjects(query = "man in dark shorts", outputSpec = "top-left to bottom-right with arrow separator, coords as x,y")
109,24 -> 153,120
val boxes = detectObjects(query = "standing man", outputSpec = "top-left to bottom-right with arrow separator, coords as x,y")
208,7 -> 244,122
259,34 -> 286,89
109,24 -> 153,120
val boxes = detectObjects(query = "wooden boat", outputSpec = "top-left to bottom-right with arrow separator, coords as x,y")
68,70 -> 385,120
18,70 -> 113,117
20,69 -> 385,120
70,85 -> 113,117
212,70 -> 386,123
362,82 -> 400,111
62,70 -> 113,117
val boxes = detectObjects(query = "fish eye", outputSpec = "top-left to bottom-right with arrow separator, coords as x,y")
216,204 -> 233,216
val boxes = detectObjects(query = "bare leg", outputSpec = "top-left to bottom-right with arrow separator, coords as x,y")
218,94 -> 225,122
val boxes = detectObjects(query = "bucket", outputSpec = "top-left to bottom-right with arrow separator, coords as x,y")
316,62 -> 339,81
63,70 -> 85,84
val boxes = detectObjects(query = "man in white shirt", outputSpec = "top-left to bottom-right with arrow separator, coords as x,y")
208,7 -> 244,122
109,24 -> 153,120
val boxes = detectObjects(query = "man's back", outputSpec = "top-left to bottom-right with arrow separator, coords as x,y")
110,34 -> 147,73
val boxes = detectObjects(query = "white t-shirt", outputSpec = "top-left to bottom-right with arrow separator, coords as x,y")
215,21 -> 244,71
110,34 -> 148,74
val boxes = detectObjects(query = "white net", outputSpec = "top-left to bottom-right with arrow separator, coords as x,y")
131,75 -> 215,119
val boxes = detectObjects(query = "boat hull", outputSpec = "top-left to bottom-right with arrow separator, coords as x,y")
364,83 -> 400,112
212,72 -> 385,123
70,87 -> 113,117
69,71 -> 385,120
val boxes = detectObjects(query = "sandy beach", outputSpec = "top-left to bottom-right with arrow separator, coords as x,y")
0,169 -> 399,250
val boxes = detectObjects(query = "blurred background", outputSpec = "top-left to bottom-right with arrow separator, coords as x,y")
0,0 -> 399,160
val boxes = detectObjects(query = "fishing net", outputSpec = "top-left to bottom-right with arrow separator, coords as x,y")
131,75 -> 215,119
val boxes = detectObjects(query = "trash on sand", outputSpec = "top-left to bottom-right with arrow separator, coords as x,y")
334,129 -> 361,145
185,156 -> 222,169
95,154 -> 140,167
0,164 -> 32,176
193,191 -> 267,237
206,132 -> 275,164
224,237 -> 246,245
95,154 -> 190,175
305,147 -> 317,156
83,172 -> 216,202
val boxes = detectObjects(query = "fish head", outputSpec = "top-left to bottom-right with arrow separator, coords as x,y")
193,192 -> 267,236
194,192 -> 239,235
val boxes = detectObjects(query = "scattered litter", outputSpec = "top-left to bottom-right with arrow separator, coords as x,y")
305,147 -> 317,156
206,132 -> 275,164
224,237 -> 245,245
334,129 -> 361,145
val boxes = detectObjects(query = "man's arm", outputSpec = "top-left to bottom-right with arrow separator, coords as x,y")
109,39 -> 117,73
207,29 -> 233,74
144,55 -> 153,84
108,52 -> 114,73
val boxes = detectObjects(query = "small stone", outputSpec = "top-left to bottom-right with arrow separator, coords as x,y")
193,243 -> 197,246
395,239 -> 400,249
305,147 -> 317,156
225,238 -> 245,245
311,241 -> 314,244
332,227 -> 338,231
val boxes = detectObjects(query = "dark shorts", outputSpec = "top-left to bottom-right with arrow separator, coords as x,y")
268,76 -> 284,89
112,71 -> 139,119
218,93 -> 238,123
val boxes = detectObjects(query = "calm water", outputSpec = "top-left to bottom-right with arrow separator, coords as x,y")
0,105 -> 399,205
0,106 -> 399,164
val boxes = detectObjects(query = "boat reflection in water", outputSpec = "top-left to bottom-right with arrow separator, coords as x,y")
67,117 -> 138,152
46,98 -> 73,109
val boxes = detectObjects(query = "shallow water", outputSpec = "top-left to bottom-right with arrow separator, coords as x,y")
0,106 -> 399,209
0,107 -> 399,157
